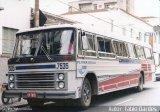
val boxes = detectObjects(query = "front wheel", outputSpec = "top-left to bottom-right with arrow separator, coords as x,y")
136,74 -> 144,92
78,78 -> 92,109
1,91 -> 11,105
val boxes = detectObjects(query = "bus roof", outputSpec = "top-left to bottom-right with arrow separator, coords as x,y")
17,24 -> 151,48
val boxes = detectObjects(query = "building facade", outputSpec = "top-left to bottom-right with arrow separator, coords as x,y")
68,0 -> 134,14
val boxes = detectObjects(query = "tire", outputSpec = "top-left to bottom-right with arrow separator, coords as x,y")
136,74 -> 144,92
78,78 -> 92,109
1,91 -> 11,105
27,99 -> 44,108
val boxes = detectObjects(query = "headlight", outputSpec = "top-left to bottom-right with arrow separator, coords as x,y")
9,75 -> 14,81
58,73 -> 64,80
9,83 -> 14,88
58,81 -> 65,89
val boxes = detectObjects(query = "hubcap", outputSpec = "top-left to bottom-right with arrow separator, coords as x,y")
82,83 -> 91,104
139,77 -> 143,90
2,97 -> 10,103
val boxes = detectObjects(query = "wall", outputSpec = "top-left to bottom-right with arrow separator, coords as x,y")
0,0 -> 31,55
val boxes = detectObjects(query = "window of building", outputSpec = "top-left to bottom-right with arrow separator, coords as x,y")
99,5 -> 102,8
139,32 -> 142,40
69,6 -> 72,12
104,3 -> 109,9
122,27 -> 126,36
2,27 -> 18,56
130,28 -> 133,38
111,19 -> 114,32
94,4 -> 97,10
79,3 -> 92,11
104,2 -> 116,9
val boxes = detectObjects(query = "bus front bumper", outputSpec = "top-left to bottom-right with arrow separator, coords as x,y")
4,90 -> 76,99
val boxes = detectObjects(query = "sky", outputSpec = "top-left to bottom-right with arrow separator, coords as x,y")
30,0 -> 160,17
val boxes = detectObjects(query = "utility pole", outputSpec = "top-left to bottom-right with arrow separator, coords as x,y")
34,0 -> 39,27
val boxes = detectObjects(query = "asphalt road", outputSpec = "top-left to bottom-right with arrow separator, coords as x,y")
1,81 -> 160,112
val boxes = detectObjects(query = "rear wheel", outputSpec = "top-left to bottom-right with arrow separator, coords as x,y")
78,78 -> 92,109
136,74 -> 144,92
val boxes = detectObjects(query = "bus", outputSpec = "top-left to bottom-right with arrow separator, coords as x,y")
4,24 -> 155,108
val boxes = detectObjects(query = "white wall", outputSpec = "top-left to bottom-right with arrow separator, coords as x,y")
0,0 -> 31,55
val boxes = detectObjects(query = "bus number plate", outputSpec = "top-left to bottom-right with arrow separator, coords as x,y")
57,63 -> 69,69
27,92 -> 37,98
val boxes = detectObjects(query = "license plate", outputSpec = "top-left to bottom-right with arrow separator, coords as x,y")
27,92 -> 37,98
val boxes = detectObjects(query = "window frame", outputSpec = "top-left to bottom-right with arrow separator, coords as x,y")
97,35 -> 116,59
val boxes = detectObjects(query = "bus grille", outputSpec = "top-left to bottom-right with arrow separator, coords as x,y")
15,73 -> 55,89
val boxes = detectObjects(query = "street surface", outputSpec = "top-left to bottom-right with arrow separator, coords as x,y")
0,81 -> 160,112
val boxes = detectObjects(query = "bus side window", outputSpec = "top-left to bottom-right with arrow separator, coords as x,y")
133,45 -> 138,58
127,43 -> 136,58
104,38 -> 112,53
135,46 -> 145,59
113,41 -> 119,55
86,33 -> 95,51
144,47 -> 152,59
81,32 -> 96,57
97,37 -> 105,52
113,41 -> 127,57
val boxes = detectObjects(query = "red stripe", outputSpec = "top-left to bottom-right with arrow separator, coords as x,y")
98,74 -> 139,87
130,79 -> 138,85
104,84 -> 117,90
118,81 -> 129,87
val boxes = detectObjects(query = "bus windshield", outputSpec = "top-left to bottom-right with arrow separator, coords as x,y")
14,28 -> 75,58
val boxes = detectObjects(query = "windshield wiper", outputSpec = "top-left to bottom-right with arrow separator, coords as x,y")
41,44 -> 52,61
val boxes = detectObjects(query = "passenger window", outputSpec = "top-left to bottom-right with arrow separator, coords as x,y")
127,43 -> 136,58
113,41 -> 127,57
86,34 -> 95,51
97,37 -> 105,52
113,41 -> 119,55
104,38 -> 112,53
144,48 -> 152,59
80,32 -> 96,57
97,36 -> 115,58
136,46 -> 145,59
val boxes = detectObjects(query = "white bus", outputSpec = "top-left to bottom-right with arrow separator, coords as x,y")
5,24 -> 155,108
